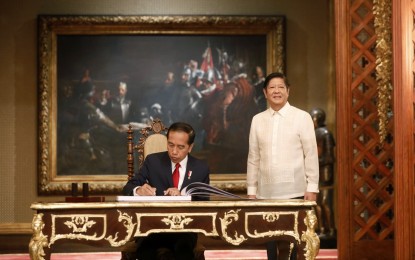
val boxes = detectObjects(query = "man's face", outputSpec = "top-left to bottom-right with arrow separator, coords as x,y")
263,77 -> 289,111
167,130 -> 193,163
119,85 -> 127,97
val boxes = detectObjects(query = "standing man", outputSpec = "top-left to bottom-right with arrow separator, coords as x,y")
108,81 -> 132,124
247,72 -> 319,260
106,82 -> 133,172
122,122 -> 210,260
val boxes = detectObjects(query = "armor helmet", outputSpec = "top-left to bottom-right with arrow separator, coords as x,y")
310,108 -> 326,127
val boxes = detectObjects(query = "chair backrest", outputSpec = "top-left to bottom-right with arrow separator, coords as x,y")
127,118 -> 168,180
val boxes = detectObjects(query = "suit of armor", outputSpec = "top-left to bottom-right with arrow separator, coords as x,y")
310,108 -> 336,238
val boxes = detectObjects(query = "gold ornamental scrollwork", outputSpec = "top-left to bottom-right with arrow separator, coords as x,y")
106,210 -> 137,247
219,209 -> 247,245
161,214 -> 193,230
64,216 -> 96,233
301,210 -> 320,260
135,212 -> 218,237
49,214 -> 107,246
245,211 -> 300,243
374,0 -> 393,144
29,213 -> 48,260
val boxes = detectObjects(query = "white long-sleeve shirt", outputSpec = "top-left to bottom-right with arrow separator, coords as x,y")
247,103 -> 319,199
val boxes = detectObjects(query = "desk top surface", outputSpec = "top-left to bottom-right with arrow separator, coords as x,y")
31,199 -> 316,210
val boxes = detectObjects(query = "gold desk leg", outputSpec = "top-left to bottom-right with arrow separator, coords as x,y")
301,210 -> 320,260
29,213 -> 48,260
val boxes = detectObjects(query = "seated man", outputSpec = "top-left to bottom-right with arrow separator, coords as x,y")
122,122 -> 210,260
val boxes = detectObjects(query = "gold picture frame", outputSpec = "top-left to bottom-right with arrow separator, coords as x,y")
38,15 -> 285,195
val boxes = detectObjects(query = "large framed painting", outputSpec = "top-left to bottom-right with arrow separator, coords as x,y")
38,15 -> 286,195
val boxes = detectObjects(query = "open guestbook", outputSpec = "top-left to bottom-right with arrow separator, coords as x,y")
116,182 -> 242,201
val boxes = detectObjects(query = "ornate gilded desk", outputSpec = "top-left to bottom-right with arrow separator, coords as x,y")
29,200 -> 319,260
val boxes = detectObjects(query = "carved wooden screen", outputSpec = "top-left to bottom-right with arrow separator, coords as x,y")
351,0 -> 394,245
336,0 -> 394,259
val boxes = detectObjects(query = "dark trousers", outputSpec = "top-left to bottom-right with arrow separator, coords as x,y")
266,240 -> 297,260
137,233 -> 197,260
266,196 -> 303,260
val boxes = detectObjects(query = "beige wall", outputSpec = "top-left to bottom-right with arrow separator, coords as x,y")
0,0 -> 333,223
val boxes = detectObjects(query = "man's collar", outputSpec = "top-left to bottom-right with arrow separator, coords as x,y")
267,102 -> 290,117
171,155 -> 189,168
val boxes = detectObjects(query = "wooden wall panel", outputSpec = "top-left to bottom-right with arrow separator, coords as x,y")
392,0 -> 415,259
335,0 -> 353,258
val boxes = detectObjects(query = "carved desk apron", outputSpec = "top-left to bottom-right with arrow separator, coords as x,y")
29,200 -> 319,260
